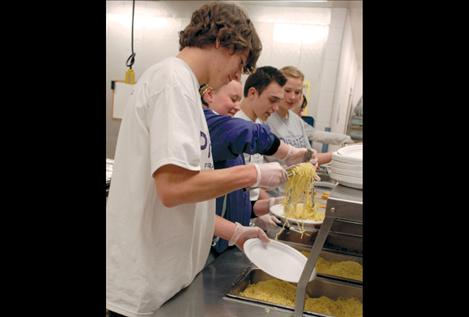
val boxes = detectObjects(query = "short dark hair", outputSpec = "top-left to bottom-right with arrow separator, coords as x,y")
179,2 -> 262,74
243,66 -> 287,97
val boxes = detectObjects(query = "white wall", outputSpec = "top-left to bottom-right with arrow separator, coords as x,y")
106,1 -> 362,158
106,1 -> 206,158
239,3 -> 331,118
314,8 -> 346,134
331,12 -> 356,132
314,8 -> 363,151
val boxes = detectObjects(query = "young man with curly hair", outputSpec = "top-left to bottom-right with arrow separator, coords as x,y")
106,3 -> 288,316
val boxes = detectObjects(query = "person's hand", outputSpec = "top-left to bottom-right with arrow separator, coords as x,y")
282,146 -> 319,167
253,214 -> 282,231
253,196 -> 285,216
306,148 -> 319,167
313,171 -> 321,181
252,196 -> 284,230
253,162 -> 287,188
283,146 -> 308,166
228,222 -> 270,251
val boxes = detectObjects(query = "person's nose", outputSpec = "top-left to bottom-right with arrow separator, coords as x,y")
272,103 -> 279,112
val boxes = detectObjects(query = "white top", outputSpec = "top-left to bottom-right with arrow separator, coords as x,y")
265,111 -> 312,150
304,123 -> 352,145
234,110 -> 264,201
106,57 -> 215,317
262,111 -> 310,196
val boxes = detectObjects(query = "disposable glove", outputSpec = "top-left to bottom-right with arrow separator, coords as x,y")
228,222 -> 270,251
252,196 -> 284,230
253,162 -> 287,188
282,145 -> 318,166
253,214 -> 281,231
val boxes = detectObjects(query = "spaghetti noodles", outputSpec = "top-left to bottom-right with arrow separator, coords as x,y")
300,251 -> 363,281
240,278 -> 362,317
282,163 -> 324,222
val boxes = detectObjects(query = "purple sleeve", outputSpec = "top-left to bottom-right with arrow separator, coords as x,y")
204,109 -> 278,162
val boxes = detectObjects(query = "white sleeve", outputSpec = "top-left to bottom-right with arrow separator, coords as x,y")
302,120 -> 316,142
149,84 -> 202,174
299,117 -> 352,145
309,130 -> 352,145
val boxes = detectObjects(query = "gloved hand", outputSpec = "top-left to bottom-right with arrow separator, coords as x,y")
253,162 -> 287,188
252,196 -> 284,230
307,148 -> 319,167
253,213 -> 282,231
228,222 -> 270,251
282,145 -> 318,166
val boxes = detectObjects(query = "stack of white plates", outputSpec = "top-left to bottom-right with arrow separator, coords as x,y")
327,144 -> 362,189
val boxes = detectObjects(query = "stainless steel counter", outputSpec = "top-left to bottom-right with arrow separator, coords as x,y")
151,248 -> 295,317
151,185 -> 363,317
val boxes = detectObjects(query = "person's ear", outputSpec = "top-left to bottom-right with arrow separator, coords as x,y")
248,87 -> 257,98
203,87 -> 214,105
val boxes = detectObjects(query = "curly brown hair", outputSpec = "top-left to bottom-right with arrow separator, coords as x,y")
179,2 -> 262,74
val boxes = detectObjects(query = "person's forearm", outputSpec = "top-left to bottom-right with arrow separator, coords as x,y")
154,164 -> 257,207
214,215 -> 236,241
253,199 -> 269,216
272,141 -> 290,160
311,130 -> 350,145
317,152 -> 333,165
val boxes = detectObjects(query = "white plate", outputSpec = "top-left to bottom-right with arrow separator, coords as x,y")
327,166 -> 362,178
244,238 -> 316,283
314,181 -> 337,189
336,144 -> 363,159
270,204 -> 324,227
333,144 -> 363,164
329,171 -> 362,182
329,160 -> 362,170
328,171 -> 362,189
337,179 -> 363,189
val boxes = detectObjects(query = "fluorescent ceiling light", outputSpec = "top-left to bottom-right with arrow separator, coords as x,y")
273,23 -> 329,45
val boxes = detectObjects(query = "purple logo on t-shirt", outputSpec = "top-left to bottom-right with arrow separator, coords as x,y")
200,131 -> 208,150
200,131 -> 212,168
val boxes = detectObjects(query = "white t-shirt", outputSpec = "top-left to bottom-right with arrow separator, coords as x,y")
234,110 -> 264,201
106,57 -> 215,317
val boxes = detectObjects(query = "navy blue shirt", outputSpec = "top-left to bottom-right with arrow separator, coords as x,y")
204,109 -> 279,253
